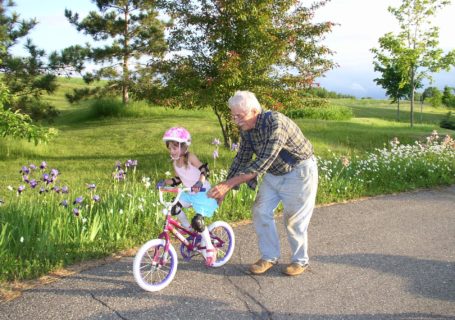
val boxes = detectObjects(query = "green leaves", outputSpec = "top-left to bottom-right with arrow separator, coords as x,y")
60,0 -> 168,104
155,0 -> 335,145
0,109 -> 58,145
371,0 -> 455,127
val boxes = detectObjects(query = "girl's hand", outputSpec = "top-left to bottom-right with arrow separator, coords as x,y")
156,179 -> 166,189
191,181 -> 203,193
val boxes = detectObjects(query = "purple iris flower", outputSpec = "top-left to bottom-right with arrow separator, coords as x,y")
42,173 -> 50,182
29,179 -> 38,189
20,166 -> 30,175
73,196 -> 83,205
231,143 -> 239,151
50,169 -> 59,177
115,161 -> 122,169
39,187 -> 48,194
17,185 -> 25,194
22,175 -> 30,183
212,138 -> 221,145
87,183 -> 96,190
213,150 -> 219,159
60,199 -> 69,207
52,186 -> 60,193
40,161 -> 47,170
61,186 -> 69,193
72,208 -> 80,216
124,159 -> 138,168
93,195 -> 101,202
113,169 -> 125,181
29,164 -> 37,170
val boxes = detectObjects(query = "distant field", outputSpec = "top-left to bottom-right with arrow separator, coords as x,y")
329,98 -> 450,124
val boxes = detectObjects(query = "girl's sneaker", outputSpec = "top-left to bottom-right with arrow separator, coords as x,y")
205,248 -> 218,267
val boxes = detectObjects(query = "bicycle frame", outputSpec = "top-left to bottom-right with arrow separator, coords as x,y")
156,187 -> 216,260
158,214 -> 200,253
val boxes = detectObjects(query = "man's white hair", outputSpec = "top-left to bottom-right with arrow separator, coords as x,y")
228,91 -> 262,113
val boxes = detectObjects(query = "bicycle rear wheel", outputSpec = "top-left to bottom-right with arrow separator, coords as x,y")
133,239 -> 178,292
208,221 -> 235,267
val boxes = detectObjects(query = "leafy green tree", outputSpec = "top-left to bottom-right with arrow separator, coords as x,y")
424,86 -> 442,107
55,0 -> 168,104
0,0 -> 59,119
373,58 -> 415,121
442,85 -> 455,107
147,0 -> 335,146
0,49 -> 56,145
371,0 -> 455,127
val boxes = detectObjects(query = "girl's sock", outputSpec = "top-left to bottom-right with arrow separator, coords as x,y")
201,228 -> 214,250
176,212 -> 191,229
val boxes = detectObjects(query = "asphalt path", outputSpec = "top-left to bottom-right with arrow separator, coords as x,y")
1,186 -> 454,320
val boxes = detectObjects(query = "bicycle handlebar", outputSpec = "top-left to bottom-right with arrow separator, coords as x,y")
158,186 -> 206,208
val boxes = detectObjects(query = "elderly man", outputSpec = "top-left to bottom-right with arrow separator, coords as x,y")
207,90 -> 318,276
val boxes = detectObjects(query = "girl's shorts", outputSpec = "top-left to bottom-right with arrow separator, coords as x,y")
179,190 -> 218,218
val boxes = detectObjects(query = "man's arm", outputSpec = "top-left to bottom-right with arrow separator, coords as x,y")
207,172 -> 257,202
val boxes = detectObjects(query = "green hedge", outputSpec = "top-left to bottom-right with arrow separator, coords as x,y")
284,105 -> 353,121
440,112 -> 455,130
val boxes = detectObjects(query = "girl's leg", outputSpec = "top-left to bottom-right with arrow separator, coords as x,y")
193,214 -> 216,266
171,200 -> 191,228
200,228 -> 213,249
176,212 -> 191,229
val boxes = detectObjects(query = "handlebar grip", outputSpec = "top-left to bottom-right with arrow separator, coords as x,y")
160,187 -> 180,193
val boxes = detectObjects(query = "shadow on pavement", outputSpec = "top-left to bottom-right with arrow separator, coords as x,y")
315,253 -> 455,301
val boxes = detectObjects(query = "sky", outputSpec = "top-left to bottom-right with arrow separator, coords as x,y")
8,0 -> 455,99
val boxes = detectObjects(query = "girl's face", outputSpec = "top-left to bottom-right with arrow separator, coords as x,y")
167,142 -> 186,160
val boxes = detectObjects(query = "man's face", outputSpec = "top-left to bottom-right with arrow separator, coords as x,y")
230,106 -> 259,131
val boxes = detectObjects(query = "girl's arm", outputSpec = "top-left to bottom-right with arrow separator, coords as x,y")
188,153 -> 207,186
163,172 -> 182,186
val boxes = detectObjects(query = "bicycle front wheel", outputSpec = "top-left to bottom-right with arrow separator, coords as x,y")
133,239 -> 178,292
209,221 -> 235,268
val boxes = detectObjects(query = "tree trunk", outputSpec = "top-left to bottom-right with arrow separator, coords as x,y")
122,5 -> 129,105
213,106 -> 230,148
420,99 -> 423,123
410,68 -> 415,127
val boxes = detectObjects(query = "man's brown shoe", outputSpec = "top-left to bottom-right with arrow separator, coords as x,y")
249,259 -> 277,275
282,263 -> 308,276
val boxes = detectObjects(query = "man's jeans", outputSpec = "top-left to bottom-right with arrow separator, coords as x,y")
252,156 -> 318,265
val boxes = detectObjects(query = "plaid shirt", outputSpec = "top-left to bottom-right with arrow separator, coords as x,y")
227,111 -> 313,189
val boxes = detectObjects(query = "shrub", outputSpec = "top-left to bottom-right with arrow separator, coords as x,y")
89,98 -> 124,118
284,105 -> 353,120
440,112 -> 455,130
259,89 -> 329,112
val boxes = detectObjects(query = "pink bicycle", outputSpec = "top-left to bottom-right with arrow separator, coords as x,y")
133,187 -> 235,291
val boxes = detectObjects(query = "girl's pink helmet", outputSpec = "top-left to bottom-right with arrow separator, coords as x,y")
162,127 -> 192,145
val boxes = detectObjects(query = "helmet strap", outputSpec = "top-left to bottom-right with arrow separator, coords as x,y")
170,142 -> 186,161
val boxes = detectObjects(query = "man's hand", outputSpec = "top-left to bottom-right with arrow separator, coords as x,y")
207,182 -> 231,202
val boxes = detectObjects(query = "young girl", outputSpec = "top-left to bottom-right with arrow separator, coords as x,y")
156,127 -> 219,266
